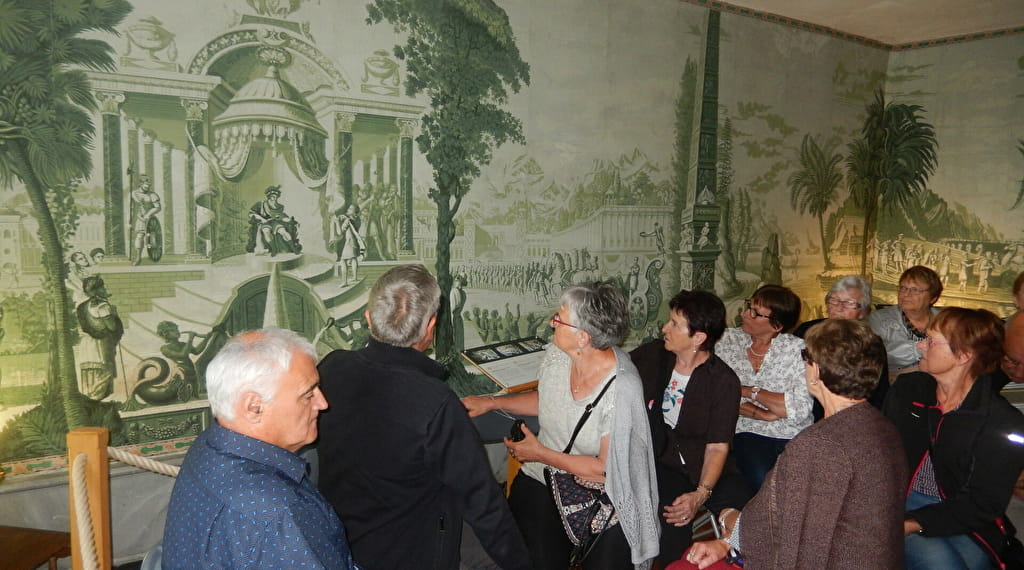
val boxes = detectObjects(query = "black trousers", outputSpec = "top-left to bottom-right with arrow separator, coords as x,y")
508,471 -> 633,570
654,462 -> 752,565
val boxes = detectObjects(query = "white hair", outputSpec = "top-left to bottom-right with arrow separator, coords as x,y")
827,275 -> 873,313
366,264 -> 441,347
205,327 -> 316,420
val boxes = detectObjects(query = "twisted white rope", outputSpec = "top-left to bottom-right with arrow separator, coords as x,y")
106,446 -> 180,477
71,452 -> 100,570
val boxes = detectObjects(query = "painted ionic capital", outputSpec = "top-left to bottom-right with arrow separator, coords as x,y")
95,91 -> 126,115
335,112 -> 356,132
396,118 -> 418,138
180,98 -> 208,122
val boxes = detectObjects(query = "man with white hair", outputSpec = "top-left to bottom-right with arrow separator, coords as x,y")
163,328 -> 359,569
317,264 -> 529,570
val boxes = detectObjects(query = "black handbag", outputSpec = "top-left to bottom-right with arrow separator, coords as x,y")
543,375 -> 617,568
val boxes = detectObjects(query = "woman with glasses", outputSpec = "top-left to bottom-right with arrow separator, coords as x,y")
793,275 -> 888,420
884,307 -> 1024,570
463,281 -> 659,569
630,289 -> 752,566
868,265 -> 943,381
717,284 -> 812,492
676,319 -> 907,570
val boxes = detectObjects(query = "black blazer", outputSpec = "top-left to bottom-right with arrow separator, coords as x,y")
630,340 -> 740,480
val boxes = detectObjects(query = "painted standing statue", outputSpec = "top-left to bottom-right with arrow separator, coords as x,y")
76,276 -> 124,400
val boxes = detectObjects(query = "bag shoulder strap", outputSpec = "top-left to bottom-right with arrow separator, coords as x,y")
561,375 -> 616,454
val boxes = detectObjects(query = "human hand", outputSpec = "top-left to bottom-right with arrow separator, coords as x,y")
685,540 -> 730,569
663,491 -> 703,526
903,518 -> 922,536
504,424 -> 539,462
460,395 -> 495,418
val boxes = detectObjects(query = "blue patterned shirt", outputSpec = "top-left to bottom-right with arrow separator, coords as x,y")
163,423 -> 359,569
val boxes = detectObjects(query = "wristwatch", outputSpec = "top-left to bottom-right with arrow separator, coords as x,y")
750,386 -> 761,402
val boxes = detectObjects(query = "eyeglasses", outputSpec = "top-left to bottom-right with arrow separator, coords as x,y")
800,348 -> 813,363
898,285 -> 929,295
826,298 -> 861,310
920,336 -> 949,348
1004,354 -> 1024,369
743,300 -> 771,320
550,313 -> 578,329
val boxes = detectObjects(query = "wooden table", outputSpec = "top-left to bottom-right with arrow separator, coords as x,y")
0,524 -> 72,570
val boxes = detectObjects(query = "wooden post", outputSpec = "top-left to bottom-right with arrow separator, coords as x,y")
67,427 -> 112,570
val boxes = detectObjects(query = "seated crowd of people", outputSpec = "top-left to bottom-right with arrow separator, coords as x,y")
160,263 -> 1024,570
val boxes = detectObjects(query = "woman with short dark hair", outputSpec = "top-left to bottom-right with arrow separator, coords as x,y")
631,289 -> 751,565
885,307 -> 1024,569
716,284 -> 812,492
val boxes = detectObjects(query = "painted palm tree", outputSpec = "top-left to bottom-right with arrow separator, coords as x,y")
846,89 -> 938,275
0,0 -> 132,432
368,0 -> 529,372
788,133 -> 843,271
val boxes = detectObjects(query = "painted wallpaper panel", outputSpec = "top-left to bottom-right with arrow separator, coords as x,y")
0,0 -> 1021,474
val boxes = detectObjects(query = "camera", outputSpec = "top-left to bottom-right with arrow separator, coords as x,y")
508,419 -> 526,442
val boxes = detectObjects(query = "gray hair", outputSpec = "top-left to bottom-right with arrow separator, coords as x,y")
367,264 -> 441,347
560,281 -> 629,350
827,275 -> 873,313
206,327 -> 316,420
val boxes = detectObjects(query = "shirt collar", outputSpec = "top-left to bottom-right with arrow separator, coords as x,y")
207,422 -> 309,484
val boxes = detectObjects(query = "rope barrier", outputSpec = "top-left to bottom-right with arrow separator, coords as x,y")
69,444 -> 178,570
106,446 -> 180,478
71,452 -> 100,570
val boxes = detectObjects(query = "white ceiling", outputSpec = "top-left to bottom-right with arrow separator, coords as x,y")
719,0 -> 1024,46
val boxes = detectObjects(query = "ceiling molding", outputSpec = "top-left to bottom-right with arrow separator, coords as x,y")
678,0 -> 1024,51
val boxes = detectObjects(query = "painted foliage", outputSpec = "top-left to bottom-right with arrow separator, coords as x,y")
0,0 -> 1022,473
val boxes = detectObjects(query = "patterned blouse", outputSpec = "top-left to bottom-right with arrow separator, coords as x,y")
717,328 -> 813,440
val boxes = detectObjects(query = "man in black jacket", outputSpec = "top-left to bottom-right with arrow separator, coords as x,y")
317,264 -> 530,570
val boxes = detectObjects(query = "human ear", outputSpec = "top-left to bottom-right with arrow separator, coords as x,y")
240,392 -> 264,422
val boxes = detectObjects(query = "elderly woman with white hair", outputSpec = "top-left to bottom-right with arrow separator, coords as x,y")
793,275 -> 888,419
464,281 -> 660,570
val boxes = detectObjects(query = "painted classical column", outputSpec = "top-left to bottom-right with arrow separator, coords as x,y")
96,91 -> 126,256
181,98 -> 206,256
397,118 -> 417,255
679,10 -> 721,291
334,112 -> 355,205
142,130 -> 156,182
161,142 -> 175,255
375,149 -> 385,188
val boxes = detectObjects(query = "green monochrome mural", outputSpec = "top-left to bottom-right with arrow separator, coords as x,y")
0,0 -> 1022,474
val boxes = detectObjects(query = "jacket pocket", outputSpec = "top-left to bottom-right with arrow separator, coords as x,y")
432,514 -> 447,569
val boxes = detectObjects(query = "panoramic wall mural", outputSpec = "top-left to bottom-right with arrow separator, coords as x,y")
0,0 -> 1022,475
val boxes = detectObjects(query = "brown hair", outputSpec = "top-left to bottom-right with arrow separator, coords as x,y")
750,284 -> 802,333
900,265 -> 943,305
804,319 -> 885,400
931,307 -> 1004,378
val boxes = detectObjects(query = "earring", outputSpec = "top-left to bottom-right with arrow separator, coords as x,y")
575,348 -> 583,356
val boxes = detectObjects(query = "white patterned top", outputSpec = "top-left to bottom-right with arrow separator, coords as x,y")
717,328 -> 813,440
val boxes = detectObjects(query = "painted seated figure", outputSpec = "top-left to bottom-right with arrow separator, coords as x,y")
247,185 -> 301,256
